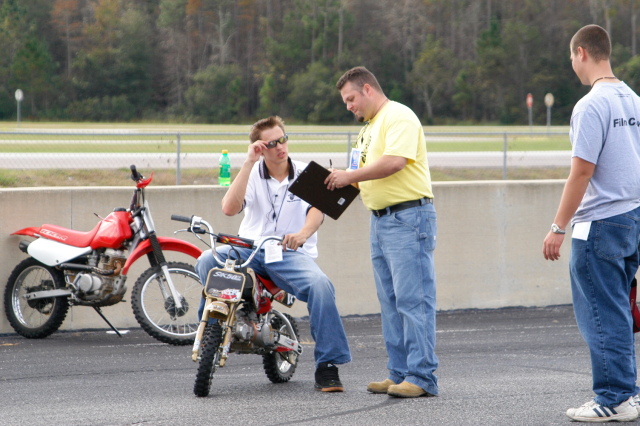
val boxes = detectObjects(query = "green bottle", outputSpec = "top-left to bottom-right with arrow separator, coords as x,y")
219,150 -> 231,186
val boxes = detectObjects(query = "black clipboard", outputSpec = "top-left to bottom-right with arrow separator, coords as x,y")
289,161 -> 360,220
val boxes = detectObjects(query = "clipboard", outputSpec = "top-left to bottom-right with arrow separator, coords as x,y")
289,161 -> 360,220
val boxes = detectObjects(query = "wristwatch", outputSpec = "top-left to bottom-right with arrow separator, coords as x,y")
551,223 -> 566,234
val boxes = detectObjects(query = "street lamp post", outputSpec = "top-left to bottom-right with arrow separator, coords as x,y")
526,93 -> 533,133
544,93 -> 555,133
15,89 -> 23,128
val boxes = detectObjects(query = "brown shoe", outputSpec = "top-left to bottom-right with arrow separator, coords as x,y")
366,379 -> 395,394
387,381 -> 432,398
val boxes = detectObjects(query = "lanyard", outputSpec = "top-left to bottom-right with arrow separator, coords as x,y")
358,121 -> 371,165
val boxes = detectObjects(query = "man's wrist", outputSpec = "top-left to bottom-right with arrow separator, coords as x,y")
551,223 -> 566,234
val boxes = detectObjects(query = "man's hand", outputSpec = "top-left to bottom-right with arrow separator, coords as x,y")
247,140 -> 269,162
542,232 -> 565,261
325,170 -> 352,190
281,232 -> 307,251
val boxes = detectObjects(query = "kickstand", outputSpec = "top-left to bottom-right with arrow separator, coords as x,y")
93,306 -> 123,337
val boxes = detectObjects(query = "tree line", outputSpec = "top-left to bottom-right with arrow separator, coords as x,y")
1,0 -> 640,125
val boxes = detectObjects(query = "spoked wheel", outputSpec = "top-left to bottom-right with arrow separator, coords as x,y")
131,261 -> 202,346
263,313 -> 300,383
3,258 -> 69,338
194,322 -> 224,397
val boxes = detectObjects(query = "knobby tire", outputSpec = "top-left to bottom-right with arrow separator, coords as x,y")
131,261 -> 202,346
194,322 -> 224,397
263,313 -> 299,383
3,258 -> 69,339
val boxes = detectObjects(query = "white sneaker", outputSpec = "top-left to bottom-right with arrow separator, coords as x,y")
566,397 -> 638,422
634,394 -> 640,415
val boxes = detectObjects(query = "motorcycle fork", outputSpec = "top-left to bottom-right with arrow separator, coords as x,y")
145,233 -> 184,312
191,303 -> 209,362
218,304 -> 238,367
191,299 -> 238,365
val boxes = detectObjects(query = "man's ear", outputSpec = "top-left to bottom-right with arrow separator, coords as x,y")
577,46 -> 588,61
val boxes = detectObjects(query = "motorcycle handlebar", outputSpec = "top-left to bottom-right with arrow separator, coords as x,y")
130,165 -> 143,182
171,214 -> 192,223
171,214 -> 206,234
172,213 -> 282,269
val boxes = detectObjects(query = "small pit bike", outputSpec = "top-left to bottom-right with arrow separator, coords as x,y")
171,214 -> 303,397
4,165 -> 203,345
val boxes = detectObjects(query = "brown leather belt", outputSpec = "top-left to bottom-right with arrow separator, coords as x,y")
371,197 -> 433,217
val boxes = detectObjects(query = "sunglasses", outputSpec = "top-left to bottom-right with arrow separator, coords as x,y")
266,134 -> 288,149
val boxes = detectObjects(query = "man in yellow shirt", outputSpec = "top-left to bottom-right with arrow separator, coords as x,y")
327,66 -> 438,398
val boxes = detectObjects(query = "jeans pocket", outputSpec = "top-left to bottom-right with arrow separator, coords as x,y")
593,220 -> 632,260
392,208 -> 437,251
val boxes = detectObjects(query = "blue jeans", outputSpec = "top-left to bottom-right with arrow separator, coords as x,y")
370,202 -> 439,395
195,246 -> 351,367
570,206 -> 640,407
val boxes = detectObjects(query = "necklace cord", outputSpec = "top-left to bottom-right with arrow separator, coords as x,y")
591,76 -> 617,87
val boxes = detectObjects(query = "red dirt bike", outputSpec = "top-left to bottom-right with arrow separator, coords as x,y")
3,165 -> 203,345
171,214 -> 302,397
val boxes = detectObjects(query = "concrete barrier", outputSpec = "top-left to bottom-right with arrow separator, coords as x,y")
0,180 -> 571,334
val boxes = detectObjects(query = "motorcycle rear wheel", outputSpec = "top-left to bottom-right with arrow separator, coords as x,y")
263,313 -> 300,383
4,258 -> 69,338
131,261 -> 201,346
194,322 -> 224,397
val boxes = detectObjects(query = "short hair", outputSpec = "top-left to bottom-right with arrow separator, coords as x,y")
249,116 -> 285,142
571,24 -> 611,62
336,66 -> 384,93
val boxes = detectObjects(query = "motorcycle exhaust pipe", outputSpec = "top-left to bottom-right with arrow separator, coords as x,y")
60,262 -> 119,276
18,240 -> 30,253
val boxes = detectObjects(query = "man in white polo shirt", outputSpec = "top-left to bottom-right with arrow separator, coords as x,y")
195,116 -> 351,392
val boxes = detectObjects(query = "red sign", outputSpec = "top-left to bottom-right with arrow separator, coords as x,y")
526,93 -> 533,108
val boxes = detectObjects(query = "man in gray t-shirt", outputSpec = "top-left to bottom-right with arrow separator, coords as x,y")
571,83 -> 640,223
543,24 -> 640,422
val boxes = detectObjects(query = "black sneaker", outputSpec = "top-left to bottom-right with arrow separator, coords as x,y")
314,362 -> 344,392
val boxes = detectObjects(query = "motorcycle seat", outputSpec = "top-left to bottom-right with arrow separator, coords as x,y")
38,222 -> 101,248
257,275 -> 282,294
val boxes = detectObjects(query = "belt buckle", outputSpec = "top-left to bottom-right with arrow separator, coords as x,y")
372,208 -> 387,217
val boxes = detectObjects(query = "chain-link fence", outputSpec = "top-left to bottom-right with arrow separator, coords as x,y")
0,130 -> 571,186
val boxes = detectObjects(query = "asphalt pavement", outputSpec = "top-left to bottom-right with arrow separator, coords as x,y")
1,305 -> 637,426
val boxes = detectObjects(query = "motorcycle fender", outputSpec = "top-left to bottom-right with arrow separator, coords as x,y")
27,237 -> 91,266
122,237 -> 203,275
11,226 -> 42,237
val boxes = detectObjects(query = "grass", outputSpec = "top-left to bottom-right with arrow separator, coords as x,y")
0,122 -> 572,153
0,168 -> 215,187
430,166 -> 569,181
0,166 -> 570,187
0,133 -> 571,155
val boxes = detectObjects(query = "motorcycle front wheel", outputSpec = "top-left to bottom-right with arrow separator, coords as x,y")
263,313 -> 300,383
3,257 -> 69,338
131,261 -> 202,346
194,322 -> 224,397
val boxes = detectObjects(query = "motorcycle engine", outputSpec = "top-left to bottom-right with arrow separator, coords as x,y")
232,312 -> 277,352
67,249 -> 127,306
